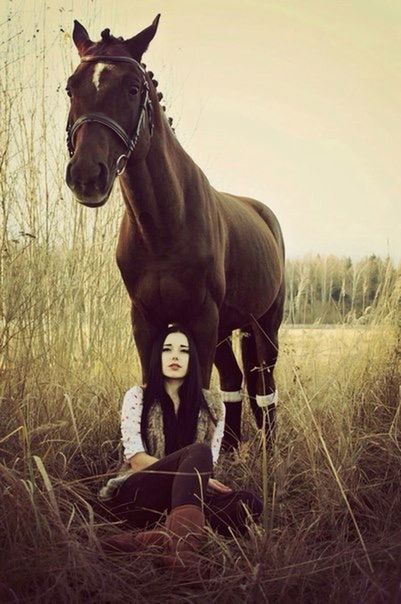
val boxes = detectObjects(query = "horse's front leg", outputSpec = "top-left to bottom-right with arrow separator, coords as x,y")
130,304 -> 160,385
186,300 -> 219,388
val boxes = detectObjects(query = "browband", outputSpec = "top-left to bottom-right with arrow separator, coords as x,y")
81,55 -> 146,73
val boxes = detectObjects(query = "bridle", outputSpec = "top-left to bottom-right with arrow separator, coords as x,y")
66,55 -> 154,175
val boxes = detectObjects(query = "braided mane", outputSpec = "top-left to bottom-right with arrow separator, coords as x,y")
141,62 -> 175,135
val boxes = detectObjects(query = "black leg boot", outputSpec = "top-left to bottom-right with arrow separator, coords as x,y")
221,391 -> 242,452
255,391 -> 278,448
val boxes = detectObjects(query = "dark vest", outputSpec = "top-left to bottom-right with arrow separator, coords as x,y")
147,388 -> 224,458
98,388 -> 224,501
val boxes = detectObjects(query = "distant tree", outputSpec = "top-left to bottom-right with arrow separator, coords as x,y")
284,254 -> 396,325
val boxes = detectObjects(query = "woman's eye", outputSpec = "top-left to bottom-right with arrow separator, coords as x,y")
162,347 -> 171,352
129,86 -> 139,96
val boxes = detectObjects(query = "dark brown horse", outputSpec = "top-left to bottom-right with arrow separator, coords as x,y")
65,16 -> 285,449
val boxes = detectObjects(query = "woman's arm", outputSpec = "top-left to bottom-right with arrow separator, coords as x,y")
208,406 -> 232,492
210,403 -> 226,464
121,386 -> 159,470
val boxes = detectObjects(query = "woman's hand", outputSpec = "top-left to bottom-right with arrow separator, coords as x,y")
128,452 -> 159,473
207,478 -> 233,494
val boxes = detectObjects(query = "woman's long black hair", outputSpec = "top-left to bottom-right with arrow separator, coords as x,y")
140,324 -> 213,455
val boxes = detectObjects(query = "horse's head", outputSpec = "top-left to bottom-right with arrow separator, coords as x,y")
65,16 -> 160,207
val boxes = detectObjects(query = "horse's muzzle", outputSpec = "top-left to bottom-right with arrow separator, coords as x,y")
65,159 -> 112,206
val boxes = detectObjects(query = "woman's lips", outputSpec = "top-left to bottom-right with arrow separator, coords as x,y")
168,363 -> 181,369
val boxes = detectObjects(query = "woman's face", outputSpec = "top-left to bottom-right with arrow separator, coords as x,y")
161,331 -> 190,380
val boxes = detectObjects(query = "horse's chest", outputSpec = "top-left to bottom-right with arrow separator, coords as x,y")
124,264 -> 210,320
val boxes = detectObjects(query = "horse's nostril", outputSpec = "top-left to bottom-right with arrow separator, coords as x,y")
98,162 -> 109,189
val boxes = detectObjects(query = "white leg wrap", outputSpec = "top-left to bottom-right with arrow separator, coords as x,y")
256,390 -> 278,408
221,390 -> 242,402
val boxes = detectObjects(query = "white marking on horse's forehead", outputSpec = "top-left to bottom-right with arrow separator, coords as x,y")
92,63 -> 114,91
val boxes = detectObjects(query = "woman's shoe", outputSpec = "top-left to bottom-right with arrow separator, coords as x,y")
100,503 -> 205,574
159,504 -> 205,572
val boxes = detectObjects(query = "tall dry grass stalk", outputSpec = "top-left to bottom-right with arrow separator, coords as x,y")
1,5 -> 401,602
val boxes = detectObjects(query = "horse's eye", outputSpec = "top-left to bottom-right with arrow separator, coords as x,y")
66,87 -> 72,98
129,86 -> 139,96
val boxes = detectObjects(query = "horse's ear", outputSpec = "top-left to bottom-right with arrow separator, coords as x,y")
124,14 -> 160,60
72,20 -> 93,56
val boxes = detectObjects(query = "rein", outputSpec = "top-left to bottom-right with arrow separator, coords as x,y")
66,55 -> 154,175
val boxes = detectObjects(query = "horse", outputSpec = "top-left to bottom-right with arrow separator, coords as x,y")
65,15 -> 285,450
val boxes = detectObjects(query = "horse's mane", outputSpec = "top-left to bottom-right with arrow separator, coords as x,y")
141,63 -> 175,134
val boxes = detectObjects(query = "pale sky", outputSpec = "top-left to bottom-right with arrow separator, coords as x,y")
3,0 -> 401,260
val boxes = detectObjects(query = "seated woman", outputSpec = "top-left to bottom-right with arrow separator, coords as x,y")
99,323 -> 262,570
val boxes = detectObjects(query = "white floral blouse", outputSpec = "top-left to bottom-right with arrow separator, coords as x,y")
121,385 -> 225,465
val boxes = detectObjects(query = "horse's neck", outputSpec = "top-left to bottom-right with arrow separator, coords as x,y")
120,122 -> 211,248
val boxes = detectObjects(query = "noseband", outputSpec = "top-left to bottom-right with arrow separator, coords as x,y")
66,56 -> 154,175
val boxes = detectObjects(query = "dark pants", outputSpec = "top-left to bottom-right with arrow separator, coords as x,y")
107,443 -> 262,536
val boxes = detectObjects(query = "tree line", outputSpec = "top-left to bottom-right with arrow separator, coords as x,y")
285,254 -> 397,324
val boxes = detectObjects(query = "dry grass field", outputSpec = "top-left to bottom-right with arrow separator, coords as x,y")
1,6 -> 401,602
1,285 -> 401,602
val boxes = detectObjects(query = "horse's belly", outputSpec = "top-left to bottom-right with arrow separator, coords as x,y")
223,283 -> 276,322
224,245 -> 283,319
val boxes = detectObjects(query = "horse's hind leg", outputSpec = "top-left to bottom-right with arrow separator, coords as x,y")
242,286 -> 285,442
214,330 -> 243,451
